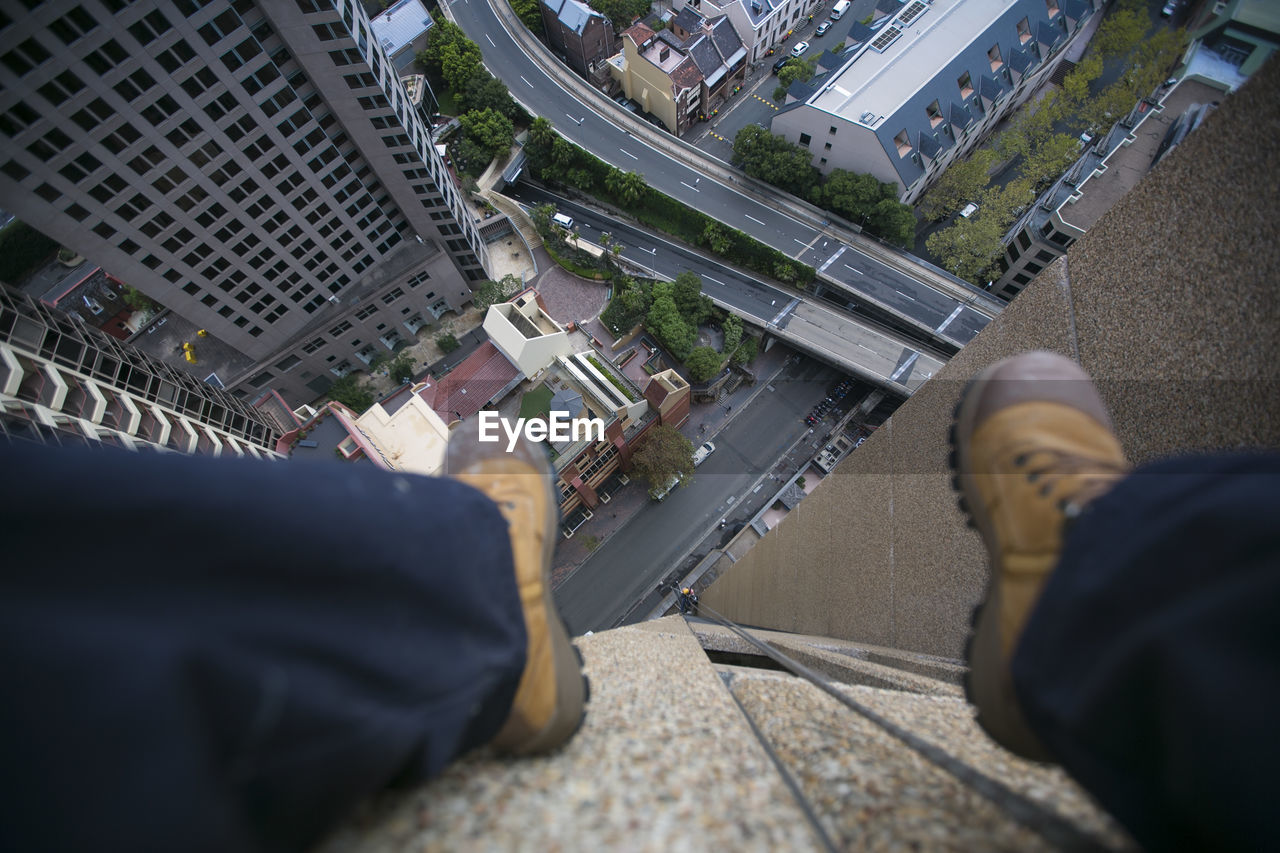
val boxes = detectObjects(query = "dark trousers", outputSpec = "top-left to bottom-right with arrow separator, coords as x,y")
1014,453 -> 1280,851
0,444 -> 527,853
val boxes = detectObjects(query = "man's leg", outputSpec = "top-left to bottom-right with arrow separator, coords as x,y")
1014,453 -> 1280,850
949,350 -> 1280,849
0,436 -> 579,852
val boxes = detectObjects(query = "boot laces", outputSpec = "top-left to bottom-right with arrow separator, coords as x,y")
1009,446 -> 1125,516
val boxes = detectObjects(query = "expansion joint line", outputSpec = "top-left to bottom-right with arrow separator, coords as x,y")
682,606 -> 1114,852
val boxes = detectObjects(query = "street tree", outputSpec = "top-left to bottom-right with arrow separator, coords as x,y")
461,70 -> 521,121
420,18 -> 484,92
605,168 -> 648,205
818,169 -> 886,222
731,124 -> 818,197
721,314 -> 743,355
924,213 -> 1005,285
471,273 -> 522,310
702,222 -> 732,255
459,108 -> 515,163
630,423 -> 695,491
917,148 -> 998,220
586,0 -> 651,32
685,346 -> 724,383
866,198 -> 916,247
646,294 -> 696,360
672,271 -> 712,325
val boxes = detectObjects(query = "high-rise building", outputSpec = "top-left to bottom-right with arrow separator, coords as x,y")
0,281 -> 283,455
0,1 -> 489,405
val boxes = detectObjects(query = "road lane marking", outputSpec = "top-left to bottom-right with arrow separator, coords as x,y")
770,297 -> 800,325
843,263 -> 863,275
890,351 -> 921,382
818,246 -> 847,273
681,181 -> 700,192
621,148 -> 638,159
937,304 -> 964,333
520,75 -> 533,87
895,289 -> 916,301
486,34 -> 495,45
745,214 -> 766,225
703,275 -> 725,285
858,344 -> 876,352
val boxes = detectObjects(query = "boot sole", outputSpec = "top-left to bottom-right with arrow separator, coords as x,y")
950,373 -> 1054,762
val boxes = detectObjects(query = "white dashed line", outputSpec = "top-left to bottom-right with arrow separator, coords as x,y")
895,290 -> 916,301
621,149 -> 638,159
843,264 -> 863,275
745,214 -> 766,225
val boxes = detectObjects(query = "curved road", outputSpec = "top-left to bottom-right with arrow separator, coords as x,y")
443,0 -> 998,348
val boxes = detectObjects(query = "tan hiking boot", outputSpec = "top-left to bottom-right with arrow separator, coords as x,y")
950,351 -> 1128,760
447,419 -> 588,755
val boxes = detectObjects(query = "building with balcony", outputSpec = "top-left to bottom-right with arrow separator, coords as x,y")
992,77 -> 1225,300
0,0 -> 489,406
771,0 -> 1098,203
0,281 -> 281,455
610,21 -> 706,134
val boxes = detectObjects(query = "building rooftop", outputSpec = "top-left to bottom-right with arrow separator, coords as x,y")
417,341 -> 522,423
369,0 -> 433,57
544,0 -> 606,35
808,0 -> 1061,125
1059,79 -> 1224,232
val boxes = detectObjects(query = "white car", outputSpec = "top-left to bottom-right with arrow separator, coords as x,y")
815,20 -> 832,36
791,41 -> 810,57
692,441 -> 716,467
959,202 -> 979,219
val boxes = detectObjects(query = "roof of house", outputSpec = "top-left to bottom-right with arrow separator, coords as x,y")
416,341 -> 521,423
543,0 -> 606,35
672,5 -> 704,34
369,0 -> 433,57
780,0 -> 1094,187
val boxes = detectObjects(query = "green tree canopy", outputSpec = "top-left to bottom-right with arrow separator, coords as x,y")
672,271 -> 712,326
327,374 -> 375,413
918,148 -> 998,221
924,213 -> 1004,285
587,0 -> 651,32
460,70 -> 521,121
471,273 -> 522,310
866,198 -> 916,247
818,169 -> 888,222
731,124 -> 818,197
630,423 -> 695,491
646,294 -> 696,361
459,108 -> 515,165
421,18 -> 485,92
685,346 -> 724,383
605,168 -> 648,205
721,314 -> 743,354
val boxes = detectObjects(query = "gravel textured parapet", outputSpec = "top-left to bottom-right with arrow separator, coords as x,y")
727,673 -> 1135,851
320,618 -> 821,852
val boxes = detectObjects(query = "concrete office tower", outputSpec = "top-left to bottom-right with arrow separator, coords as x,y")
0,1 -> 489,405
0,282 -> 283,455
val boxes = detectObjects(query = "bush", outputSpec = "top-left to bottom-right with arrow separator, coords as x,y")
436,332 -> 461,353
327,374 -> 375,413
685,346 -> 724,383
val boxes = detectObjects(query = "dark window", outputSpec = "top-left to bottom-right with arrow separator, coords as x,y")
48,5 -> 99,45
1035,249 -> 1055,262
798,133 -> 811,147
1017,231 -> 1032,250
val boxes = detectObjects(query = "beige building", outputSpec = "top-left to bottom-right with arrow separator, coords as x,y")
329,392 -> 451,475
483,291 -> 574,378
609,22 -> 705,134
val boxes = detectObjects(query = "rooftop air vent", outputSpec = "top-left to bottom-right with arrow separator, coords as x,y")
860,111 -> 875,123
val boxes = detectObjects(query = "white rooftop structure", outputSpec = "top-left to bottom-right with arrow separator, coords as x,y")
810,0 -> 1003,125
370,0 -> 434,66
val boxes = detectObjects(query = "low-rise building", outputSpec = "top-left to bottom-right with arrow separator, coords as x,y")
609,13 -> 748,133
541,0 -> 619,91
369,0 -> 436,72
992,78 -> 1226,300
771,0 -> 1099,203
671,0 -> 823,65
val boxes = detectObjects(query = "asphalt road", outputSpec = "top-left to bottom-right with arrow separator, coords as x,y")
444,0 -> 999,346
554,356 -> 841,634
508,183 -> 946,394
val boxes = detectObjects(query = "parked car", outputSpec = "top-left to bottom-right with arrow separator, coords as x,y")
649,473 -> 684,501
791,40 -> 810,57
815,19 -> 832,36
1161,0 -> 1178,16
959,202 -> 979,219
692,441 -> 716,467
772,56 -> 792,74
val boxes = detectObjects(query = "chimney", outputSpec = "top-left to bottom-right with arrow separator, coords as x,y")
659,46 -> 670,62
